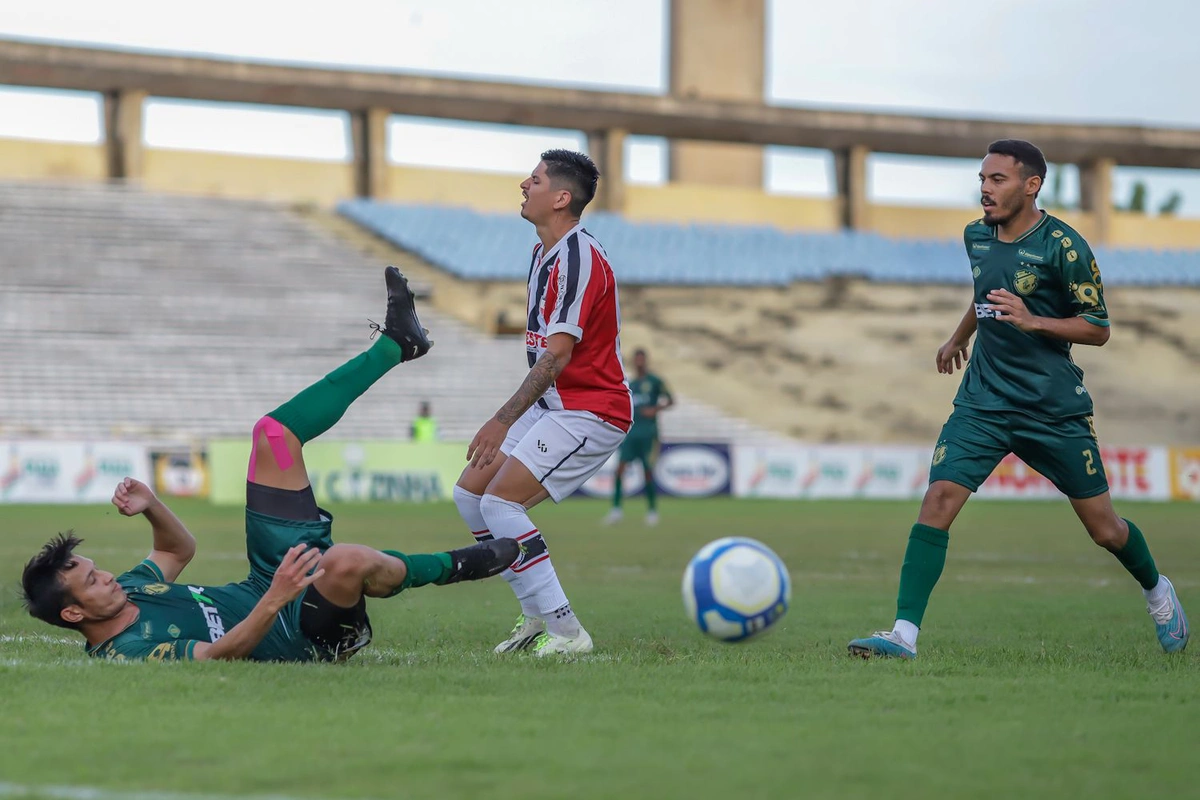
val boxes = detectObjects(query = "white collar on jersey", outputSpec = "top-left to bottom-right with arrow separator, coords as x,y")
536,221 -> 586,265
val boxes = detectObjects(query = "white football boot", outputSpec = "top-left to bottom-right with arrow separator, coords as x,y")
531,627 -> 595,658
493,614 -> 545,654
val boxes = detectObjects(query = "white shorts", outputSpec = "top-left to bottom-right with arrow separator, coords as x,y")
500,405 -> 627,503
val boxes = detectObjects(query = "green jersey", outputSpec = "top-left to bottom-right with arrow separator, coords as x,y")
628,373 -> 672,439
86,559 -> 314,663
957,212 -> 1108,421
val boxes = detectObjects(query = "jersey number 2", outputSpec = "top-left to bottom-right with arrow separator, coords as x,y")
1082,449 -> 1098,476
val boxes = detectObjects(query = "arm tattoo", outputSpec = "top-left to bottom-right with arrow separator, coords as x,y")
495,351 -> 565,425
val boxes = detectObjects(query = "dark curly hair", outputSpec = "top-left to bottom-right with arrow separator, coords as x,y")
21,532 -> 84,630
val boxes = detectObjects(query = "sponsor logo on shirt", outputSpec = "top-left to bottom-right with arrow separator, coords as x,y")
974,303 -> 1000,319
1069,282 -> 1103,309
526,330 -> 548,349
971,243 -> 991,252
188,585 -> 226,642
142,583 -> 169,596
1017,249 -> 1045,262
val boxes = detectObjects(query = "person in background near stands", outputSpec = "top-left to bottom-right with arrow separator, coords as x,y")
412,401 -> 438,442
605,348 -> 674,527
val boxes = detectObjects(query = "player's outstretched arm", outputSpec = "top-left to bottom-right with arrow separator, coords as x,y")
467,332 -> 576,469
936,303 -> 978,375
112,477 -> 196,582
192,545 -> 323,662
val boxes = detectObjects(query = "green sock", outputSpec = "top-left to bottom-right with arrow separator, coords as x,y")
381,550 -> 453,597
1114,518 -> 1160,590
895,523 -> 950,626
643,458 -> 657,511
612,469 -> 624,509
267,337 -> 403,444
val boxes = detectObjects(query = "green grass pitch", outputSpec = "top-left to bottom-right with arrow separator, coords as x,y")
1,497 -> 1197,800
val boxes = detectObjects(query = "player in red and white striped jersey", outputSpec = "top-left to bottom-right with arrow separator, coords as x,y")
454,149 -> 632,657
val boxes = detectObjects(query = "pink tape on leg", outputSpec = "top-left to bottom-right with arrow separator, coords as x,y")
247,416 -> 295,482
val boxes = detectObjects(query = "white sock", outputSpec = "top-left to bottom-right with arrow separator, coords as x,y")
546,603 -> 581,638
479,493 -> 578,633
452,485 -> 488,541
1144,575 -> 1171,606
893,620 -> 919,648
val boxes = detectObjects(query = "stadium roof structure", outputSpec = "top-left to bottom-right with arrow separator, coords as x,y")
4,38 -> 1200,167
2,37 -> 1199,242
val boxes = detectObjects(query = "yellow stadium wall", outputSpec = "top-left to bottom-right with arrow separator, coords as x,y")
142,149 -> 353,203
625,184 -> 841,231
1110,212 -> 1200,249
3,137 -> 1200,249
384,165 -> 521,213
0,137 -> 106,180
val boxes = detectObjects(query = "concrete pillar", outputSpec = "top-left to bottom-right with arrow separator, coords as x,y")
668,0 -> 765,187
833,145 -> 870,230
587,128 -> 627,213
1079,157 -> 1114,245
103,89 -> 146,181
350,107 -> 390,199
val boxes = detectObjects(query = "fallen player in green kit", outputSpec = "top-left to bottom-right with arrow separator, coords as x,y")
21,268 -> 519,662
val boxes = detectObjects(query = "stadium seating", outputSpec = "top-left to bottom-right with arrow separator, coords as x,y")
338,200 -> 1200,287
0,181 -> 772,444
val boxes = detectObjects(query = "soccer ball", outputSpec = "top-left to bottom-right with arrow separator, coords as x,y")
682,537 -> 791,642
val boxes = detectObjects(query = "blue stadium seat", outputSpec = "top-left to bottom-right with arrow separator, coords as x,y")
336,201 -> 1200,287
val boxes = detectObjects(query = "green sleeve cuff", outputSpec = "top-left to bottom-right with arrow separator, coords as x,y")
141,559 -> 166,581
1080,314 -> 1110,328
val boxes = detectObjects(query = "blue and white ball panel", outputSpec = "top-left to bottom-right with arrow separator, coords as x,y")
682,537 -> 791,642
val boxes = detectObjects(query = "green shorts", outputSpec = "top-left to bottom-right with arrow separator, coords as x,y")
242,507 -> 346,662
243,507 -> 335,593
930,406 -> 1109,499
619,434 -> 660,464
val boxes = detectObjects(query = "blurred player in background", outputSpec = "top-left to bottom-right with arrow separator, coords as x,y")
850,140 -> 1188,660
454,149 -> 632,657
21,270 -> 518,662
605,348 -> 673,526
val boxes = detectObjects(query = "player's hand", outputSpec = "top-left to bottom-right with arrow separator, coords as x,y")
987,289 -> 1040,333
467,417 -> 510,470
111,477 -> 159,516
935,339 -> 970,375
265,545 -> 324,606
640,406 -> 659,419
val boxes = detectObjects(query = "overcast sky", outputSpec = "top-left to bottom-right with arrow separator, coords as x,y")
2,0 -> 1199,215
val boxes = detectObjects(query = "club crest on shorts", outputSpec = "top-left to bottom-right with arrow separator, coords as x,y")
932,443 -> 948,466
1013,269 -> 1039,296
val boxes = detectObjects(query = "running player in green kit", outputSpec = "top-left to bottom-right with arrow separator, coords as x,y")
849,140 -> 1188,659
605,349 -> 673,526
20,268 -> 519,662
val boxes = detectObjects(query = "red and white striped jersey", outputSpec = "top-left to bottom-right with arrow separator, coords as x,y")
524,223 -> 632,431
